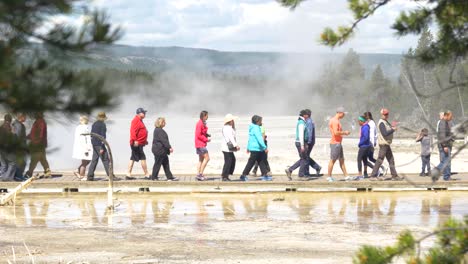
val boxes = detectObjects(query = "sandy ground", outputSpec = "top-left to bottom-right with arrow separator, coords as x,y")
47,115 -> 468,176
0,192 -> 466,263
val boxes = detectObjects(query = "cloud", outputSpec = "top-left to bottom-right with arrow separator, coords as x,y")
83,0 -> 423,53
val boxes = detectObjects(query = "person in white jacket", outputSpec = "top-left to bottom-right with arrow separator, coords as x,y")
72,115 -> 92,180
221,114 -> 240,181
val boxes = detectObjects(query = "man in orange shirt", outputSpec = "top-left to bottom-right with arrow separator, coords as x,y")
327,107 -> 351,182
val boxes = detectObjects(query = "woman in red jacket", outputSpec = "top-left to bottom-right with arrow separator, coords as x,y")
195,111 -> 210,181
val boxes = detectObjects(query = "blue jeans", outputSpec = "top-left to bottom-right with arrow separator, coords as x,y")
289,142 -> 309,177
437,145 -> 451,180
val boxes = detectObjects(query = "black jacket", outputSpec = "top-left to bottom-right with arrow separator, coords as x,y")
91,120 -> 107,148
437,120 -> 453,147
152,128 -> 171,155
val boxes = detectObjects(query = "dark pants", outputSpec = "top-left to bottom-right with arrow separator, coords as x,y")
242,151 -> 268,176
357,146 -> 373,173
15,151 -> 27,179
437,145 -> 451,180
27,148 -> 50,176
87,145 -> 110,179
367,146 -> 377,163
222,152 -> 236,178
152,154 -> 173,180
370,145 -> 397,177
252,153 -> 270,174
305,143 -> 321,174
0,152 -> 16,181
421,154 -> 431,173
289,142 -> 310,177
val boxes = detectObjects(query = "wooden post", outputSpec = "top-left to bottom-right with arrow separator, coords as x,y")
0,176 -> 36,206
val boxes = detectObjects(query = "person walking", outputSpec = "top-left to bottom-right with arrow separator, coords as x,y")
251,122 -> 271,176
369,108 -> 403,181
221,114 -> 240,181
127,107 -> 149,180
436,111 -> 445,162
72,115 -> 92,180
87,112 -> 110,181
25,112 -> 51,178
0,114 -> 16,181
434,111 -> 454,181
304,109 -> 322,176
151,117 -> 178,181
239,115 -> 271,181
356,116 -> 373,180
327,107 -> 351,182
285,110 -> 310,180
12,113 -> 28,180
195,110 -> 210,181
363,111 -> 386,176
416,128 -> 431,176
286,109 -> 322,179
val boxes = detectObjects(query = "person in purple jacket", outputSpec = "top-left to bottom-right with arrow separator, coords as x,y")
355,116 -> 373,180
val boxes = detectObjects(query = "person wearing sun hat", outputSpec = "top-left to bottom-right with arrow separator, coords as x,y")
87,111 -> 110,181
221,114 -> 240,181
369,108 -> 403,181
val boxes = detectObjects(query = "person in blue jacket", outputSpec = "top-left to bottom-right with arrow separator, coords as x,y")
356,116 -> 373,180
239,115 -> 271,181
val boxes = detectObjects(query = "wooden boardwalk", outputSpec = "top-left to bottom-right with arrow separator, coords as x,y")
0,172 -> 467,193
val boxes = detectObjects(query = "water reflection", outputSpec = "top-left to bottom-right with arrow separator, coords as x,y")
0,192 -> 466,229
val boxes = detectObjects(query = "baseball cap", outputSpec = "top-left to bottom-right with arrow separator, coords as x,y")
136,107 -> 147,114
381,108 -> 389,115
336,106 -> 348,114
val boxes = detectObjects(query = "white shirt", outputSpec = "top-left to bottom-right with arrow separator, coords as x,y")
368,120 -> 377,147
221,125 -> 238,152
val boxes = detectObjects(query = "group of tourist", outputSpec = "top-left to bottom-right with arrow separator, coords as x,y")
0,112 -> 51,181
0,107 -> 457,182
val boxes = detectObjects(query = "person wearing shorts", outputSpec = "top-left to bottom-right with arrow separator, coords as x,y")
327,107 -> 351,182
127,107 -> 149,180
195,111 -> 210,181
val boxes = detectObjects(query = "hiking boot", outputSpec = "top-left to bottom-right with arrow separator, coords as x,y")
285,168 -> 292,181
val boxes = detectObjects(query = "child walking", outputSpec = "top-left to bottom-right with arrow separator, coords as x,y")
416,128 -> 431,176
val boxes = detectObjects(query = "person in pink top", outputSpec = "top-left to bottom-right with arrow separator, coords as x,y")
327,107 -> 351,182
194,110 -> 211,181
127,107 -> 149,180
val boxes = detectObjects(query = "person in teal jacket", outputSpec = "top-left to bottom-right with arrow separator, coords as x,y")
240,115 -> 270,181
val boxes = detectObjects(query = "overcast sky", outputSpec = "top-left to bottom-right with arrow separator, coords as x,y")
80,0 -> 425,53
